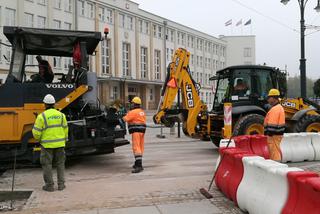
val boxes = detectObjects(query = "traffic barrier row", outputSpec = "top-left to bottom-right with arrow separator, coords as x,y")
224,133 -> 320,162
214,146 -> 320,214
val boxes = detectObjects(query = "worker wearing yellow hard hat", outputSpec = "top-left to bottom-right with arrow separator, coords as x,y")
264,89 -> 285,161
123,96 -> 146,173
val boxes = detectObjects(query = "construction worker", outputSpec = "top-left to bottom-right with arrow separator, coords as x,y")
264,89 -> 285,161
123,97 -> 146,173
32,94 -> 68,192
35,55 -> 54,83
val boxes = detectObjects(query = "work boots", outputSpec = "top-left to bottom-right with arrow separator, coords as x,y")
132,160 -> 143,173
42,185 -> 54,192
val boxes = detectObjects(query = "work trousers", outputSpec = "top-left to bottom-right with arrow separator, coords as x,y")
40,147 -> 66,187
267,135 -> 283,161
132,132 -> 145,164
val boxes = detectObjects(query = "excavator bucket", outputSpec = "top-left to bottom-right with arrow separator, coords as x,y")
167,77 -> 177,88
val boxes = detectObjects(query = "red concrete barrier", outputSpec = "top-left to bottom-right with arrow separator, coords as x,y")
250,135 -> 270,159
215,148 -> 253,205
234,136 -> 252,153
282,171 -> 320,214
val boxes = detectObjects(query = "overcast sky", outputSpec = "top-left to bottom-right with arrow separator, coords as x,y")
132,0 -> 320,79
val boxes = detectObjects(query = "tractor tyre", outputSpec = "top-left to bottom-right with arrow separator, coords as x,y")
233,114 -> 265,136
294,114 -> 320,133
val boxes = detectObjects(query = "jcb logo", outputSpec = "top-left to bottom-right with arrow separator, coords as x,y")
186,84 -> 194,108
282,101 -> 296,108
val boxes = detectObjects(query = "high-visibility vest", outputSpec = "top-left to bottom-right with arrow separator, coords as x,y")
264,103 -> 285,136
123,108 -> 146,134
32,108 -> 68,148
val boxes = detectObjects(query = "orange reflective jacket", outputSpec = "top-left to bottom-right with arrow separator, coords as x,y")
123,108 -> 146,134
264,103 -> 285,136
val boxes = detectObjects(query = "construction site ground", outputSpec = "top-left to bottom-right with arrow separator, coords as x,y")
0,112 -> 319,214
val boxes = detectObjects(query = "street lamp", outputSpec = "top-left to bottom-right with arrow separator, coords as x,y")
281,0 -> 320,98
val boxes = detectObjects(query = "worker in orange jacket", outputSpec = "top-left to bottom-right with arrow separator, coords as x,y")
264,89 -> 286,161
123,97 -> 146,173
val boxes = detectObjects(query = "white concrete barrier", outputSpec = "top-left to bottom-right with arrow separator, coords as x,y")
237,156 -> 302,214
310,133 -> 320,160
280,133 -> 315,162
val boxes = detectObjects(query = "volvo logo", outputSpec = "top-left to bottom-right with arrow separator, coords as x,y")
46,84 -> 74,89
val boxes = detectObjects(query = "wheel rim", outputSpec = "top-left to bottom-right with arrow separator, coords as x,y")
245,124 -> 264,135
306,123 -> 320,132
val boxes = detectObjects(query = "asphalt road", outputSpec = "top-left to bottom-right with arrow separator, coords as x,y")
0,126 -> 244,214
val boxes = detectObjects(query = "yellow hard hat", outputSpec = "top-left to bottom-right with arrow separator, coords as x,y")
268,89 -> 280,97
131,96 -> 142,105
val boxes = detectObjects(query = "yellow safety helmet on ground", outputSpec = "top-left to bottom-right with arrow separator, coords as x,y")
131,97 -> 142,105
268,89 -> 280,97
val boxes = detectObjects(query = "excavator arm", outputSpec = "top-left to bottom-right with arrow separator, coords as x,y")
153,48 -> 208,138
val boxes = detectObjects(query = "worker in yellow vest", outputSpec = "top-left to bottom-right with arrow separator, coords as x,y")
32,94 -> 68,192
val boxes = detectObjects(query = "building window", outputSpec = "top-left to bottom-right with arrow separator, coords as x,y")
170,49 -> 174,60
153,25 -> 157,37
205,58 -> 208,69
244,48 -> 252,57
54,57 -> 62,69
78,0 -> 85,16
5,8 -> 16,26
106,9 -> 113,24
196,56 -> 199,67
154,50 -> 161,80
101,39 -> 111,74
24,13 -> 34,27
112,86 -> 118,100
170,30 -> 174,42
181,33 -> 185,46
149,88 -> 154,101
145,21 -> 149,34
64,22 -> 71,30
191,36 -> 194,48
191,54 -> 194,65
200,56 -> 203,68
98,7 -> 105,21
54,0 -> 62,9
119,14 -> 125,28
37,16 -> 46,28
140,47 -> 148,79
53,19 -> 61,29
199,39 -> 203,51
177,32 -> 180,44
122,43 -> 131,76
87,2 -> 94,19
38,0 -> 46,5
64,0 -> 72,12
158,26 -> 162,38
139,20 -> 143,33
127,16 -> 133,30
166,48 -> 170,62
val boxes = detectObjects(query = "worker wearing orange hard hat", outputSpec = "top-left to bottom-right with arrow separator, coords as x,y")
264,89 -> 285,161
123,97 -> 146,173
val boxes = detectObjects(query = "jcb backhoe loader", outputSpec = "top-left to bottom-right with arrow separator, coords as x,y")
0,26 -> 128,164
154,48 -> 320,146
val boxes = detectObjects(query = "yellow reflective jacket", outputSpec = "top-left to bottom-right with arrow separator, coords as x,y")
32,108 -> 68,149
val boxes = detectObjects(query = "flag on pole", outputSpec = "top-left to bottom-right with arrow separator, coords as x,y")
225,19 -> 232,26
236,19 -> 242,26
244,19 -> 252,26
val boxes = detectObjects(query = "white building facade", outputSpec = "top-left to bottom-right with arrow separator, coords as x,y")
0,0 -> 254,110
